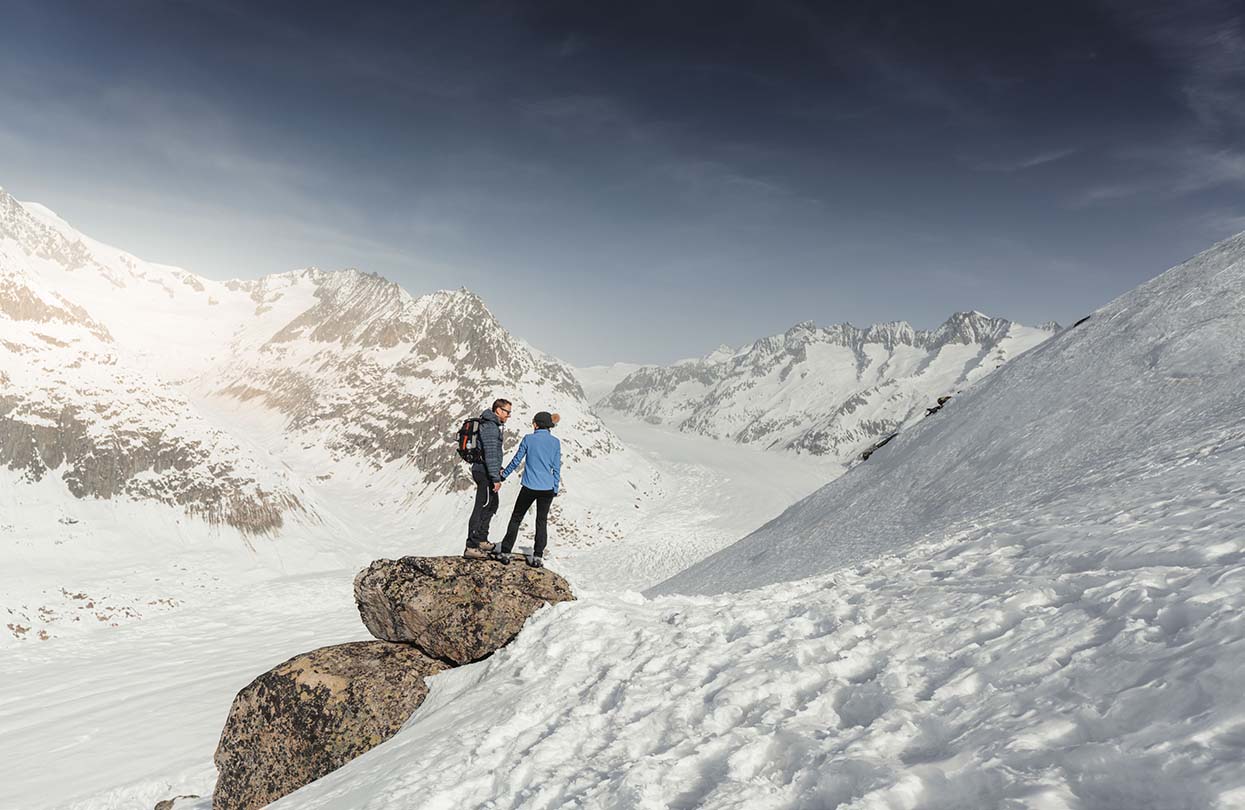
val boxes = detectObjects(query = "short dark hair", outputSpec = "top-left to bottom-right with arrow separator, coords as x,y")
492,398 -> 512,412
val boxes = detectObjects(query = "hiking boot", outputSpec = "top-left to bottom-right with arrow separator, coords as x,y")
477,540 -> 496,552
491,551 -> 511,565
527,555 -> 544,569
462,546 -> 490,560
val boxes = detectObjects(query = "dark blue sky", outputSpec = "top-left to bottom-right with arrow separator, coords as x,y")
2,1 -> 1243,364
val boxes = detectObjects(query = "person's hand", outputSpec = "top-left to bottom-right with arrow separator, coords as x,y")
493,482 -> 503,492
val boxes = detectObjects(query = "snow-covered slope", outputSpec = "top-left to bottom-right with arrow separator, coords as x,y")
0,196 -> 309,536
600,313 -> 1057,466
243,234 -> 1245,810
7,203 -> 1245,809
656,231 -> 1245,596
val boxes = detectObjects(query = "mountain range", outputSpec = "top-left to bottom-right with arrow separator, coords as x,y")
2,185 -> 1056,561
599,312 -> 1059,465
0,188 -> 650,544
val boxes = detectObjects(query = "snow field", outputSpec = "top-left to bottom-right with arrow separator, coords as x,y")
552,416 -> 838,590
280,449 -> 1245,809
0,572 -> 369,810
0,414 -> 838,808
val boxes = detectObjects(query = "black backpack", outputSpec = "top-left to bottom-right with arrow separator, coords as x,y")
456,417 -> 484,464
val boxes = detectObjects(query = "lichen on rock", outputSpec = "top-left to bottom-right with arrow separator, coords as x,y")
354,555 -> 575,665
212,641 -> 446,810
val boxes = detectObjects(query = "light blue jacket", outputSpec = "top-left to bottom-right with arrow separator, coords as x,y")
502,429 -> 561,493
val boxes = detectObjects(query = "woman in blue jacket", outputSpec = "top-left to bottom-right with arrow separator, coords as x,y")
494,411 -> 561,567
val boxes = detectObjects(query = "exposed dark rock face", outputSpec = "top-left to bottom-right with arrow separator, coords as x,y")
0,245 -> 305,534
210,279 -> 605,494
0,273 -> 113,341
0,387 -> 300,535
354,556 -> 575,665
859,432 -> 899,461
212,641 -> 446,810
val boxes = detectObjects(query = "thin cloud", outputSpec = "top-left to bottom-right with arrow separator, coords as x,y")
776,2 -> 983,121
1069,182 -> 1151,208
517,94 -> 686,149
521,95 -> 632,133
1170,145 -> 1245,192
1108,0 -> 1245,131
970,147 -> 1079,173
1067,142 -> 1245,207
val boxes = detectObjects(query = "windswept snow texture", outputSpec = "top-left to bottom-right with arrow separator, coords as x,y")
600,313 -> 1056,464
656,231 -> 1245,596
279,473 -> 1245,809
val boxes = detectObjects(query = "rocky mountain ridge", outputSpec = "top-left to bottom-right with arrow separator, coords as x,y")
601,310 -> 1058,464
0,188 -> 638,539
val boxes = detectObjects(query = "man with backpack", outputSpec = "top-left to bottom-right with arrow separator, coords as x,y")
463,398 -> 512,559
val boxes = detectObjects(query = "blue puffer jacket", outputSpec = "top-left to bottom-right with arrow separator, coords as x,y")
473,409 -> 505,483
502,429 -> 561,493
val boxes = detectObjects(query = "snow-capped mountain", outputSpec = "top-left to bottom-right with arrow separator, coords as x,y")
657,229 -> 1245,596
0,195 -> 307,535
0,187 -> 654,571
600,312 -> 1058,464
201,273 -> 629,500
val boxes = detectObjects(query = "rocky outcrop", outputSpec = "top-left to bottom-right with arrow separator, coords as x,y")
213,556 -> 575,808
354,556 -> 575,665
213,641 -> 446,810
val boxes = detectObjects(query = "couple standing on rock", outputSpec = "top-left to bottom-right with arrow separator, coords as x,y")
464,398 -> 562,568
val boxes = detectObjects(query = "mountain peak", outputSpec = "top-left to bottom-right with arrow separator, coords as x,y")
703,343 -> 737,364
926,311 -> 1013,346
420,287 -> 494,323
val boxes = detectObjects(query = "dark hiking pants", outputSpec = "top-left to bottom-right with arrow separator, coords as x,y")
467,464 -> 499,547
500,486 -> 556,558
